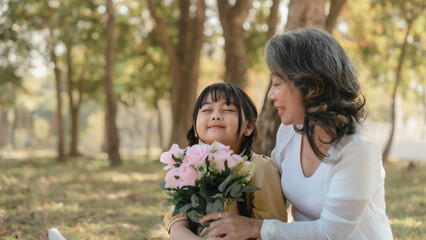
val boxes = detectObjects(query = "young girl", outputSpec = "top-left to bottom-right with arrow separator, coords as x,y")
163,83 -> 287,239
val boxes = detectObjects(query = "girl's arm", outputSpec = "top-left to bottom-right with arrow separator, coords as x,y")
164,207 -> 204,240
170,220 -> 204,240
250,154 -> 287,222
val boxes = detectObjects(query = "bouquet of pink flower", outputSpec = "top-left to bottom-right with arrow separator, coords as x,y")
160,141 -> 260,235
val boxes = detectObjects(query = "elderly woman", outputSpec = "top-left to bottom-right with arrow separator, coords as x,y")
201,28 -> 393,240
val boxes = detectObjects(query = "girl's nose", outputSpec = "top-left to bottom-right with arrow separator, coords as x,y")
211,111 -> 222,120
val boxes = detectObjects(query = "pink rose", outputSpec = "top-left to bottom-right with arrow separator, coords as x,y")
160,144 -> 184,170
178,162 -> 200,187
228,154 -> 243,167
164,168 -> 181,189
185,144 -> 212,166
215,142 -> 231,152
212,149 -> 233,172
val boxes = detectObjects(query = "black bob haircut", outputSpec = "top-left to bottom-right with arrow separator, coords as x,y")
186,82 -> 258,156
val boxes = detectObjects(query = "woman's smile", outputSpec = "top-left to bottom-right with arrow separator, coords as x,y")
275,106 -> 286,115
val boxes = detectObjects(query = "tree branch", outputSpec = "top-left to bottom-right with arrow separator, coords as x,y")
147,0 -> 179,75
325,0 -> 347,33
267,0 -> 280,39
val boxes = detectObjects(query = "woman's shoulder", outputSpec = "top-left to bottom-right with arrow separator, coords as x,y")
329,132 -> 383,172
339,132 -> 380,159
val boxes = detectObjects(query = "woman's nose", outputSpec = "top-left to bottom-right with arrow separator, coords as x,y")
267,87 -> 275,101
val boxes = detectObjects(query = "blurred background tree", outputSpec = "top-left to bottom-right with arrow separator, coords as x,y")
0,0 -> 424,165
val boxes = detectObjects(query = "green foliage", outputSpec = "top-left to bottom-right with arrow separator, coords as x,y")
346,0 -> 425,122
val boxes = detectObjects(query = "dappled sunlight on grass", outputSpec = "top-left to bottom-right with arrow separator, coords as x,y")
1,155 -> 424,239
384,161 -> 425,240
0,155 -> 169,239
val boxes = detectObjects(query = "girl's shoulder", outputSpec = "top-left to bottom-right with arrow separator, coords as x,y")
250,152 -> 280,174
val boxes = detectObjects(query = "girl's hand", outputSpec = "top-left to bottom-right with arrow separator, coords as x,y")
200,212 -> 263,240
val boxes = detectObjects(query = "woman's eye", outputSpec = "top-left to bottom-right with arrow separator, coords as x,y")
201,109 -> 212,112
271,81 -> 280,87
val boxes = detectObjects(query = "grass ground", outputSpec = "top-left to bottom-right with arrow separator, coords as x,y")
0,155 -> 424,239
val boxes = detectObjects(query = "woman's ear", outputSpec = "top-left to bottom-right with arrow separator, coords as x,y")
243,122 -> 254,136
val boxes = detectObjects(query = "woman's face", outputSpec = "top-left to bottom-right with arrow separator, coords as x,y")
267,74 -> 305,125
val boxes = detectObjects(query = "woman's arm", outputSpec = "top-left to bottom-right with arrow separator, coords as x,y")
204,140 -> 383,239
200,212 -> 263,240
260,140 -> 382,239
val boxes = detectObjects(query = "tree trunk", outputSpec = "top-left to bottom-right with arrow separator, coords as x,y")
41,112 -> 57,149
266,0 -> 280,39
285,0 -> 326,31
0,105 -> 9,148
256,0 -> 344,155
69,106 -> 80,156
382,19 -> 413,162
254,0 -> 281,155
102,105 -> 108,153
217,0 -> 253,89
325,0 -> 347,33
154,100 -> 165,151
66,45 -> 81,157
423,84 -> 426,125
145,109 -> 153,158
147,0 -> 206,147
50,46 -> 65,162
104,0 -> 122,166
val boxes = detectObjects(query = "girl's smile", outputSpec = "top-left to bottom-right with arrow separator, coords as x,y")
195,94 -> 247,153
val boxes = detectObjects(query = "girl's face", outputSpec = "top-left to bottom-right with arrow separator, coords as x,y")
267,74 -> 305,125
195,93 -> 252,153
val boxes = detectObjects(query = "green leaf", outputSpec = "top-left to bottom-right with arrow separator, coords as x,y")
230,184 -> 242,198
242,185 -> 261,193
213,199 -> 224,212
211,193 -> 223,199
225,182 -> 239,196
191,194 -> 200,208
218,174 -> 232,192
206,199 -> 224,213
187,210 -> 203,223
159,181 -> 166,190
173,201 -> 186,216
178,203 -> 193,214
206,202 -> 215,213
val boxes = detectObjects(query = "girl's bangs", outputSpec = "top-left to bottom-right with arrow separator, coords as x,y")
201,84 -> 239,107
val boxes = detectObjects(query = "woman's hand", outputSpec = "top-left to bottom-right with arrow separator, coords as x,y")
200,212 -> 263,240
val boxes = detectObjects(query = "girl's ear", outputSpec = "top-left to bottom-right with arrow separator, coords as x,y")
243,122 -> 254,136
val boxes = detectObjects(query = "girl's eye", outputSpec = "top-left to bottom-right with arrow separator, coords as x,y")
201,109 -> 212,112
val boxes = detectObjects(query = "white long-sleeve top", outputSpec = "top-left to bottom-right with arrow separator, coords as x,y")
261,124 -> 393,240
